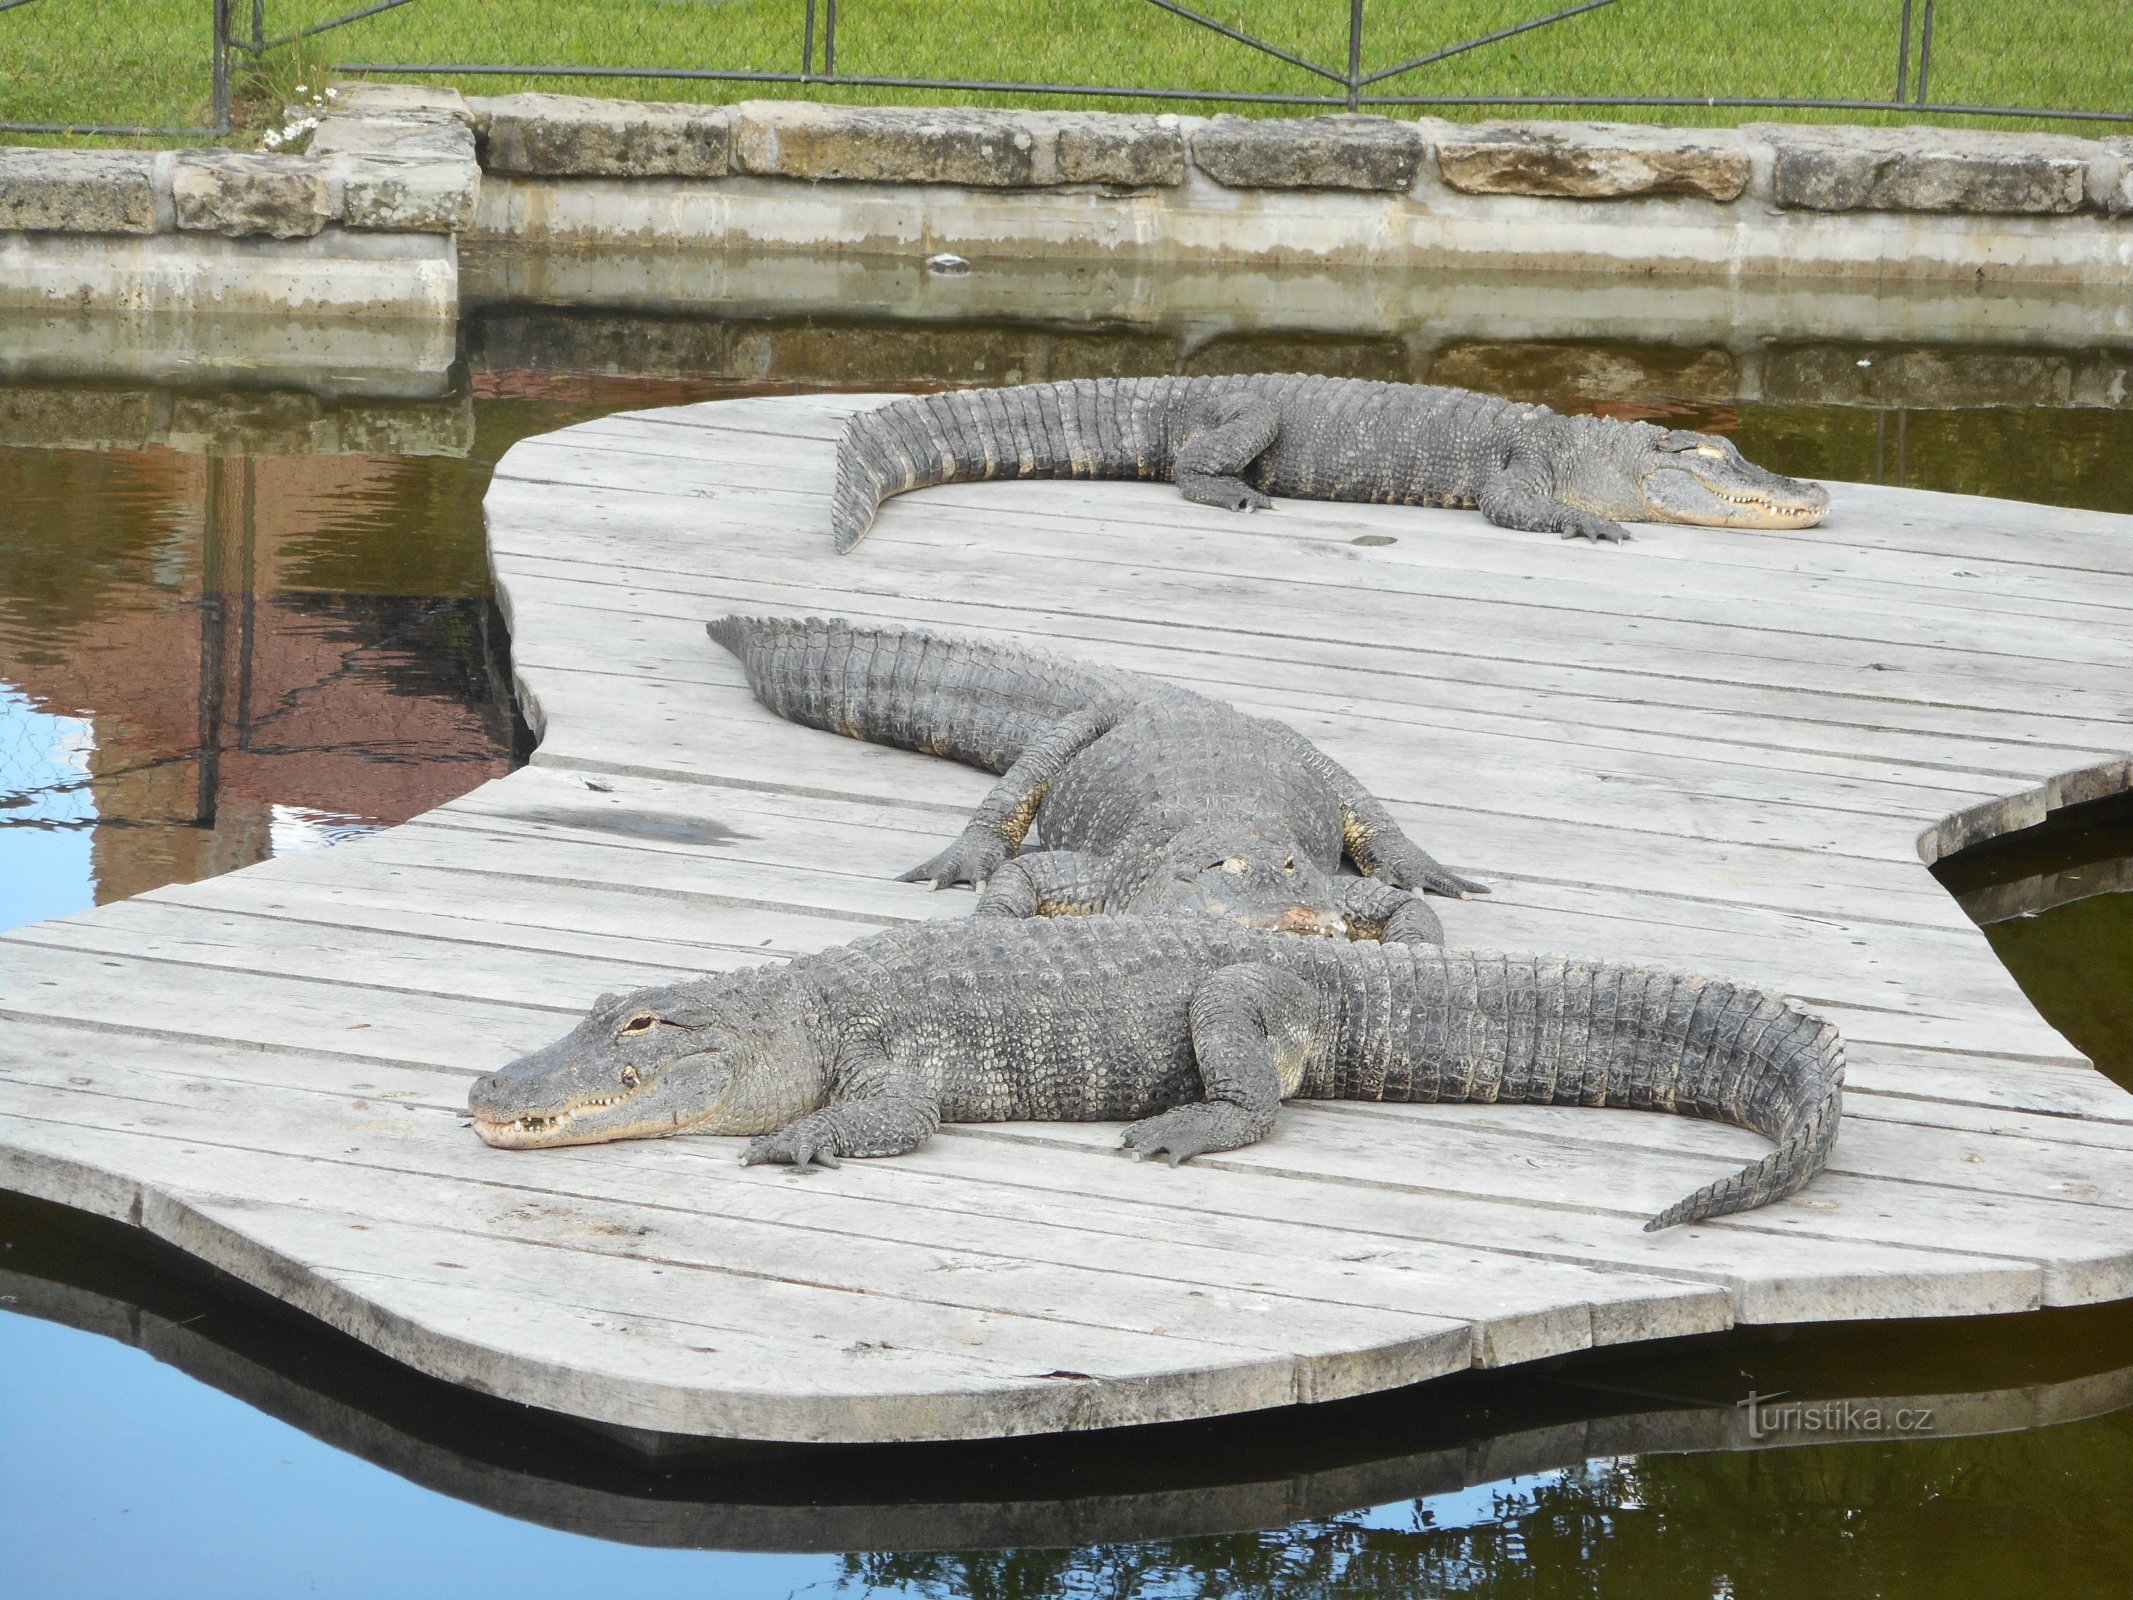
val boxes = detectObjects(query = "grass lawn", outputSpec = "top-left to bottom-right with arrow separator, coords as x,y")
3,0 -> 2130,144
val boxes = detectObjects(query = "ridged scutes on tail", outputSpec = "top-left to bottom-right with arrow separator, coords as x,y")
1375,953 -> 1846,1231
708,613 -> 1130,775
1642,1013 -> 1845,1230
832,379 -> 1185,551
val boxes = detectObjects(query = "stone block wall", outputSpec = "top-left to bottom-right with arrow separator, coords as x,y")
0,84 -> 476,316
454,94 -> 2133,218
4,91 -> 2132,317
457,97 -> 2133,289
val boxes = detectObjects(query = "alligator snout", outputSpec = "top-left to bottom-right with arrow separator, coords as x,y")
1277,906 -> 1347,939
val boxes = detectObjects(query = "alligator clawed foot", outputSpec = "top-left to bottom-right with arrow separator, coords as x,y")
1122,1107 -> 1229,1166
743,1131 -> 842,1170
896,833 -> 1009,891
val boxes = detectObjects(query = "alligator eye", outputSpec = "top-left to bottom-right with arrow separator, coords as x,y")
619,1064 -> 640,1087
1695,444 -> 1726,459
1283,855 -> 1296,872
1219,857 -> 1247,874
619,1013 -> 657,1036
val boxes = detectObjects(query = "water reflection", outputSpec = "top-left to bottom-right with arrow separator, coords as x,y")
0,437 -> 527,912
1933,791 -> 2133,1092
3,1186 -> 2130,1595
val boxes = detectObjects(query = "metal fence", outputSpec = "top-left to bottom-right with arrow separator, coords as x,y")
4,0 -> 2130,139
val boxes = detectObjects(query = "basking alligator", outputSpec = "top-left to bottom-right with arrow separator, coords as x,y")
469,916 -> 1846,1232
830,373 -> 1830,550
710,614 -> 1484,945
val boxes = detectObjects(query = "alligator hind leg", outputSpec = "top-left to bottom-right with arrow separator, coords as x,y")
1270,726 -> 1489,898
1123,964 -> 1317,1165
1337,877 -> 1445,946
899,706 -> 1119,889
1173,396 -> 1282,513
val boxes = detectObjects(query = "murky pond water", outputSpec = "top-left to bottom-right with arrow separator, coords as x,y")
3,297 -> 2131,1596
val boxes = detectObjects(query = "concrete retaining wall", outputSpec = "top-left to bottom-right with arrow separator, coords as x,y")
465,96 -> 2133,289
0,83 -> 473,317
3,88 -> 2131,320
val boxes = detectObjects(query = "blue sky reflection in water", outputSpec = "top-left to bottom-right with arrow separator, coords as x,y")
2,332 -> 2133,1598
0,1315 -> 831,1600
0,684 -> 97,928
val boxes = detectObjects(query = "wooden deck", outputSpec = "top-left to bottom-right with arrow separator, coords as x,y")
4,392 -> 2133,1445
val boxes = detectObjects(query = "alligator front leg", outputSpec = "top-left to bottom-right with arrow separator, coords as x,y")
1173,395 -> 1282,513
1480,449 -> 1632,543
743,1081 -> 942,1169
974,850 -> 1116,919
1123,964 -> 1318,1165
1336,877 -> 1445,946
899,706 -> 1118,889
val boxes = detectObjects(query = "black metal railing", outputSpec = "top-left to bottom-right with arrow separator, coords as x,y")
328,0 -> 2132,124
3,0 -> 2129,141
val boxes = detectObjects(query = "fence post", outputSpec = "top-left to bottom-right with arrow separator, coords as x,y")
802,0 -> 815,81
1894,0 -> 1912,100
1915,0 -> 1935,104
825,0 -> 838,78
212,0 -> 233,132
1346,0 -> 1363,111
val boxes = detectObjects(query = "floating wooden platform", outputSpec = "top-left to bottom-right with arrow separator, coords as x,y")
5,393 -> 2133,1445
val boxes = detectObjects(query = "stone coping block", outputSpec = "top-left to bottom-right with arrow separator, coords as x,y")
1436,121 -> 1752,202
1191,114 -> 1423,192
172,152 -> 332,239
2103,139 -> 2133,217
1055,113 -> 1188,188
329,83 -> 473,125
1755,122 -> 2098,215
728,100 -> 1184,188
479,93 -> 730,178
0,149 -> 160,235
312,115 -> 478,163
335,152 -> 480,233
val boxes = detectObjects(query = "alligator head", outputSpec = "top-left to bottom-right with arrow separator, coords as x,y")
468,983 -> 808,1149
1141,824 -> 1348,938
1567,420 -> 1831,530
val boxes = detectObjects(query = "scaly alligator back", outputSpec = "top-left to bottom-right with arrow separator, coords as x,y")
709,614 -> 1130,776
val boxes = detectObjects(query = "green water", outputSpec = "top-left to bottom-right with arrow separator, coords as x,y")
2,308 -> 2130,1596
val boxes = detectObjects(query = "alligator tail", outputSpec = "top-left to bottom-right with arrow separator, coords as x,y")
708,614 -> 1130,775
833,377 -> 1188,551
1371,954 -> 1845,1230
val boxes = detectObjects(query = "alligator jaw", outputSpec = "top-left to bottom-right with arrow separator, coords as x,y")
1679,483 -> 1832,529
472,1097 -> 625,1149
1635,439 -> 1832,530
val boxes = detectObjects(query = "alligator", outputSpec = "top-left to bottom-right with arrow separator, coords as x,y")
830,373 -> 1830,550
469,915 -> 1845,1232
709,613 -> 1485,946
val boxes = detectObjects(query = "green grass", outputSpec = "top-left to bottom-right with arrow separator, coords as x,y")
4,0 -> 2131,145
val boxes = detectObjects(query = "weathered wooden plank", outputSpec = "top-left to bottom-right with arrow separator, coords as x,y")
487,491 -> 2133,718
492,561 -> 2133,770
514,612 -> 2119,787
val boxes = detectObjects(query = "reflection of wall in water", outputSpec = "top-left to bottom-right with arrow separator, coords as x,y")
0,444 -> 514,906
